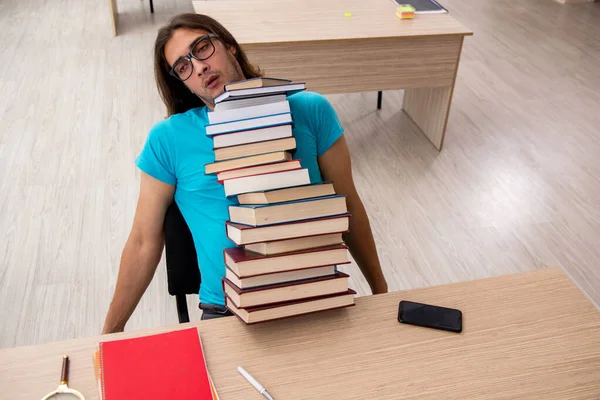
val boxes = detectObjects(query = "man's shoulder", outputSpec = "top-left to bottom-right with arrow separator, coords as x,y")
149,107 -> 208,137
287,91 -> 333,121
287,90 -> 327,108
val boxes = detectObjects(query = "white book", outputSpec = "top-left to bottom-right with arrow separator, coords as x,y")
213,124 -> 293,149
214,94 -> 287,111
223,168 -> 310,197
208,100 -> 290,125
206,113 -> 292,137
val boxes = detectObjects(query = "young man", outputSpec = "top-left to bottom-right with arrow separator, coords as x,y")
102,13 -> 387,332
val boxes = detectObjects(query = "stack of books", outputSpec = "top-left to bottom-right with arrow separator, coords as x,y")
205,78 -> 356,324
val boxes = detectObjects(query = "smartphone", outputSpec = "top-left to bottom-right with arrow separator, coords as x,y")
398,301 -> 462,333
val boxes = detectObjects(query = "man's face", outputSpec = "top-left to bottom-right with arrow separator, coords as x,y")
164,28 -> 245,108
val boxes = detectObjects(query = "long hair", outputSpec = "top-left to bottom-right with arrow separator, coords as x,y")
154,13 -> 262,116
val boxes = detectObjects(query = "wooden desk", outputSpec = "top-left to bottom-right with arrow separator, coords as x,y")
192,0 -> 473,150
1,268 -> 599,399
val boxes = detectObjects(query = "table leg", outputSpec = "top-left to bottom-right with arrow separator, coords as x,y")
402,86 -> 453,150
377,91 -> 383,110
109,0 -> 118,36
402,37 -> 464,150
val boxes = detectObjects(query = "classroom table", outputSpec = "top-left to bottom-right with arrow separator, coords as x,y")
1,267 -> 599,399
193,0 -> 473,150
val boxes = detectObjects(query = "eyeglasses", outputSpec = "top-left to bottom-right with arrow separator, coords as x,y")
169,34 -> 218,82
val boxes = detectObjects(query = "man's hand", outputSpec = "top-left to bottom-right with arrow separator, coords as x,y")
102,173 -> 175,334
318,135 -> 389,295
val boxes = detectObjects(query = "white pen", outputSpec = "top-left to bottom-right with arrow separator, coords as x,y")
238,366 -> 275,400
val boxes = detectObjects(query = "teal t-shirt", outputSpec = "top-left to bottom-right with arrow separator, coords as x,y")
136,91 -> 344,305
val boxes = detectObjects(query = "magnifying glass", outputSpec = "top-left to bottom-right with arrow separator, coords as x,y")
41,355 -> 85,400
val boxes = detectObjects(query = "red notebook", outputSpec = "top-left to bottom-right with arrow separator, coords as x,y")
225,244 -> 348,263
98,328 -> 215,400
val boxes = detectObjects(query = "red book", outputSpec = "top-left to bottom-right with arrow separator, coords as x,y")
223,244 -> 350,277
216,159 -> 302,182
226,289 -> 356,324
98,328 -> 215,400
223,271 -> 350,308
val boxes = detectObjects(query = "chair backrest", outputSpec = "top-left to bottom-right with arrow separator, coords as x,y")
163,202 -> 201,296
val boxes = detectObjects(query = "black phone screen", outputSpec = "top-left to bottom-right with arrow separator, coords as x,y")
398,301 -> 462,333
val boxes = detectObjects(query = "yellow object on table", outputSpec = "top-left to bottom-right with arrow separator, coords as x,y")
396,5 -> 415,19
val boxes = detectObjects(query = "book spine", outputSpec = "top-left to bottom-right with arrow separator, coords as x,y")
208,101 -> 290,125
244,302 -> 356,325
207,113 -> 292,136
233,230 -> 350,246
217,161 -> 301,182
231,212 -> 349,228
99,343 -> 106,400
225,261 -> 349,279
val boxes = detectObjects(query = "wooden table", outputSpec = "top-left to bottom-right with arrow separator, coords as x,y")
1,268 -> 600,399
192,0 -> 473,150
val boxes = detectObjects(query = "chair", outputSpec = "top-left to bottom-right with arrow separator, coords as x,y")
163,202 -> 200,323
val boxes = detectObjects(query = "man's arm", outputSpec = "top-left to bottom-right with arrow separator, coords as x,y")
102,172 -> 175,334
318,135 -> 388,294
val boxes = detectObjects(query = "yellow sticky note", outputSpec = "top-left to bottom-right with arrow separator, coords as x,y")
396,5 -> 415,19
397,4 -> 415,12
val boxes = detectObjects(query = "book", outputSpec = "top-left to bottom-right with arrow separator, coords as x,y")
223,271 -> 350,308
226,214 -> 350,245
244,233 -> 344,255
213,124 -> 292,149
215,83 -> 306,104
214,137 -> 296,161
204,151 -> 291,175
92,351 -> 220,400
225,77 -> 292,91
229,195 -> 347,227
217,160 -> 301,182
226,289 -> 356,324
237,182 -> 336,205
96,328 -> 216,400
206,113 -> 292,136
223,168 -> 310,197
208,100 -> 291,125
214,94 -> 287,111
223,244 -> 349,277
225,265 -> 336,289
392,0 -> 448,13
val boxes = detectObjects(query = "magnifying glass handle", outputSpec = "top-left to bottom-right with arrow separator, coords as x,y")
61,355 -> 69,385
